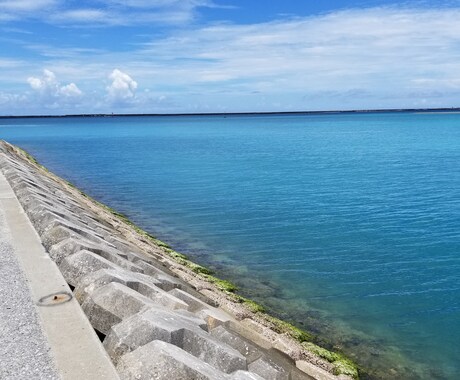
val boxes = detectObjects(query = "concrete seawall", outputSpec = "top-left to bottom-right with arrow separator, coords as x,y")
0,140 -> 356,380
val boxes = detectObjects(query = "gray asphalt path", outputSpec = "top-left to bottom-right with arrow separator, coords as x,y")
0,206 -> 60,380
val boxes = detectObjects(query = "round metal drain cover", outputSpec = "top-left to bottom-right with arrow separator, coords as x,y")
37,291 -> 73,307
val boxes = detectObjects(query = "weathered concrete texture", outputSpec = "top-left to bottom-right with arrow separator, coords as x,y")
104,307 -> 208,363
74,268 -> 189,310
231,371 -> 265,380
0,141 -> 334,380
117,340 -> 229,380
211,325 -> 264,363
60,250 -> 139,287
104,307 -> 246,373
82,282 -> 156,335
248,356 -> 290,380
296,361 -> 340,380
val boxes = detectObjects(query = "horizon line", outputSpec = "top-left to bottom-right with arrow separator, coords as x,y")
1,106 -> 459,119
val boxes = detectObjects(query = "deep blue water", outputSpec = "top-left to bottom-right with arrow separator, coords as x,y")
1,113 -> 459,379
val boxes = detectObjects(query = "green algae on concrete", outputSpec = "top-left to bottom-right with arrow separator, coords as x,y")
303,342 -> 359,379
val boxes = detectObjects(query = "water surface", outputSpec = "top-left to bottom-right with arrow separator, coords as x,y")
1,113 -> 459,379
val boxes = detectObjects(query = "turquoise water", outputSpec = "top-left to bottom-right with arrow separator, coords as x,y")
1,113 -> 459,379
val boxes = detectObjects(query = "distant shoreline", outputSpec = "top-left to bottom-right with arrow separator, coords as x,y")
1,107 -> 460,119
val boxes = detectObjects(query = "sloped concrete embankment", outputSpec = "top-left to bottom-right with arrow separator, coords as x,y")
0,140 -> 351,380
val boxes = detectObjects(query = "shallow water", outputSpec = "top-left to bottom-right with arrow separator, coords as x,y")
1,113 -> 459,379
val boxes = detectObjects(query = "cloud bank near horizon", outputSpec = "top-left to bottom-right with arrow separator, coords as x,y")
1,4 -> 460,114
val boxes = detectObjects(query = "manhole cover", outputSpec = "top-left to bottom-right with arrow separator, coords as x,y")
37,291 -> 73,307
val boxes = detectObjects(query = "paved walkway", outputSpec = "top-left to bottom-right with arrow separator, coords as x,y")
0,195 -> 59,379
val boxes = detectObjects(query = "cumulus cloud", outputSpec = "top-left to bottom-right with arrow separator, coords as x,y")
106,69 -> 138,102
60,82 -> 83,97
27,69 -> 82,98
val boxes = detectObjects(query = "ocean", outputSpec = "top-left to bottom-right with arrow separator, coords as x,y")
1,112 -> 459,379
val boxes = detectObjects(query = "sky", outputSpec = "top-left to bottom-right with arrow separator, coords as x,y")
1,0 -> 460,115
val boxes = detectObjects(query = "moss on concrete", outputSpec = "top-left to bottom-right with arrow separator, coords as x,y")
202,274 -> 238,292
242,298 -> 266,313
263,315 -> 313,343
303,342 -> 359,379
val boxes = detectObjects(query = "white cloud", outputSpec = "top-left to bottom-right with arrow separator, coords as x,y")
134,6 -> 460,99
27,69 -> 83,98
60,82 -> 82,97
106,69 -> 138,101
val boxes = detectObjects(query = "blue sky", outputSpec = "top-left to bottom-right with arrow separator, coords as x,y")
1,0 -> 460,115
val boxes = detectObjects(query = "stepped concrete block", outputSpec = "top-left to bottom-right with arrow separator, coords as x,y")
103,236 -> 142,254
92,249 -> 144,273
248,356 -> 290,380
17,190 -> 52,210
198,307 -> 235,330
28,208 -> 89,236
176,286 -> 219,308
14,184 -> 43,199
50,218 -> 108,240
266,349 -> 312,380
41,222 -> 117,251
227,320 -> 307,379
231,371 -> 265,380
133,259 -> 170,276
296,361 -> 334,380
232,320 -> 273,350
77,270 -> 185,309
86,219 -> 118,234
74,264 -> 184,304
21,196 -> 57,214
104,307 -> 245,373
49,236 -> 117,265
168,288 -> 215,312
18,188 -> 61,207
75,269 -> 132,303
75,268 -> 188,310
81,211 -> 114,227
135,261 -> 182,285
16,185 -> 63,205
20,188 -> 87,214
82,282 -> 155,335
104,308 -> 205,363
210,325 -> 263,364
131,260 -> 189,292
41,224 -> 94,250
181,328 -> 246,373
128,250 -> 171,269
11,179 -> 46,194
136,282 -> 188,310
116,340 -> 227,380
59,250 -> 126,287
